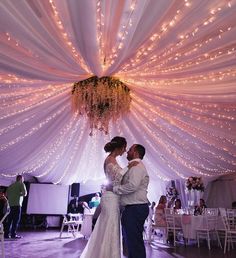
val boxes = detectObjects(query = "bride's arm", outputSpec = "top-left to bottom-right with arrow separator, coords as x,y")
105,163 -> 126,191
105,160 -> 139,183
106,163 -> 128,181
116,161 -> 138,176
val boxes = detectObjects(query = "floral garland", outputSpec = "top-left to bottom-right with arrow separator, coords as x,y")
72,76 -> 131,135
186,176 -> 204,192
166,186 -> 179,201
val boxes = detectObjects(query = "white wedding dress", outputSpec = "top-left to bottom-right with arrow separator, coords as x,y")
80,162 -> 125,258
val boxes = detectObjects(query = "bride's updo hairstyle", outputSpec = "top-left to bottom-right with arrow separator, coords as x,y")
104,136 -> 127,153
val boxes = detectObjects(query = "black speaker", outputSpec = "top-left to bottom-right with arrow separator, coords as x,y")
71,183 -> 80,197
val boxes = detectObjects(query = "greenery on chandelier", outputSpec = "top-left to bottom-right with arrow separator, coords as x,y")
72,76 -> 131,135
186,177 -> 204,192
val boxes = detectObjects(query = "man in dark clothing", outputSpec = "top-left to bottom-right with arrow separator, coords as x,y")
4,175 -> 27,239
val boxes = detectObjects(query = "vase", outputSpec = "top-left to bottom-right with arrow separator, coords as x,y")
195,190 -> 201,206
188,189 -> 201,208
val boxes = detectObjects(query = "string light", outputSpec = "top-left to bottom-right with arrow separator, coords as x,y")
48,0 -> 91,74
96,0 -> 137,70
0,0 -> 235,183
118,1 -> 235,81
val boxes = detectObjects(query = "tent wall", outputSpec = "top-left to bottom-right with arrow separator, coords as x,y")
204,179 -> 236,208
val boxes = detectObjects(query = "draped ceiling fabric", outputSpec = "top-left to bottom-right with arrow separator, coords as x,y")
0,0 -> 236,193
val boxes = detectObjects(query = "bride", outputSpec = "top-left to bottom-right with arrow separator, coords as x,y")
80,136 -> 137,258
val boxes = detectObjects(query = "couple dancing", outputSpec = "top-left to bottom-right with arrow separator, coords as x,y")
80,136 -> 149,258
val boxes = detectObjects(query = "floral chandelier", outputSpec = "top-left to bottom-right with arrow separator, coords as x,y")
186,177 -> 204,192
72,76 -> 131,135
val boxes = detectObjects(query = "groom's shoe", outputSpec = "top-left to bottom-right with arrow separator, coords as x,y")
123,249 -> 128,257
11,235 -> 22,239
122,241 -> 129,256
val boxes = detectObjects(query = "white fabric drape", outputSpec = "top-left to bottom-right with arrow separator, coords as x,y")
203,174 -> 236,208
0,0 -> 236,188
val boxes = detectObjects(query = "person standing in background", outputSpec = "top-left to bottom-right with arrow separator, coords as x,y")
4,175 -> 27,239
0,188 -> 8,220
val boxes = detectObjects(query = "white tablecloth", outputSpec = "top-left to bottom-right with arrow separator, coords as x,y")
176,215 -> 224,240
80,208 -> 95,238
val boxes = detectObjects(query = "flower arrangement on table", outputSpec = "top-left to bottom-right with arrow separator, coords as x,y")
186,177 -> 204,192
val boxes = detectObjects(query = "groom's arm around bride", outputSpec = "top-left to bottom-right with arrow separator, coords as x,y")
113,144 -> 149,258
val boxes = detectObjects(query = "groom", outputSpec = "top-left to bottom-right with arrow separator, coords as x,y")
113,144 -> 149,258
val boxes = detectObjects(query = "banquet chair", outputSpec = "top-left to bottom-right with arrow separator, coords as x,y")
143,216 -> 151,242
164,208 -> 182,246
217,208 -> 226,246
151,224 -> 167,244
59,213 -> 83,238
143,218 -> 167,244
203,208 -> 219,216
226,209 -> 236,230
219,208 -> 236,253
0,208 -> 10,258
196,213 -> 222,250
165,208 -> 174,215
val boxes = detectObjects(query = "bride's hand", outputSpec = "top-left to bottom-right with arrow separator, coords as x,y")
106,183 -> 113,191
128,161 -> 139,169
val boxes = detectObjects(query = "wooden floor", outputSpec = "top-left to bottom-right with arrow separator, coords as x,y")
4,229 -> 236,258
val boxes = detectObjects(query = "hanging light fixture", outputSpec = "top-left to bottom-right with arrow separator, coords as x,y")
72,76 -> 131,135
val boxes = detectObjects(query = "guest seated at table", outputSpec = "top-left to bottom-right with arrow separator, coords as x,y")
173,198 -> 182,213
154,195 -> 167,226
89,192 -> 101,208
68,196 -> 90,214
91,192 -> 101,202
232,201 -> 236,209
194,198 -> 207,215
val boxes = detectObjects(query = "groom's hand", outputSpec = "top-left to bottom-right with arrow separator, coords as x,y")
105,183 -> 113,192
128,161 -> 139,169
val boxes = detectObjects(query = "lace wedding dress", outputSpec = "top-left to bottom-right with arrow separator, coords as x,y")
80,162 -> 125,258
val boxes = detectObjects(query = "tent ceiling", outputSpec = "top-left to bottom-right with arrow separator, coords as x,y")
0,0 -> 235,185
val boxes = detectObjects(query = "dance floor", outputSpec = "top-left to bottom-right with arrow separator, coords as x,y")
4,229 -> 236,258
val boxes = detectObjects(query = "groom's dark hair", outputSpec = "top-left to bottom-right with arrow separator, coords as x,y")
134,144 -> 145,159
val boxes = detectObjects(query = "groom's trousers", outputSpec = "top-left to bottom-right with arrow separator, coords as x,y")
121,203 -> 149,258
